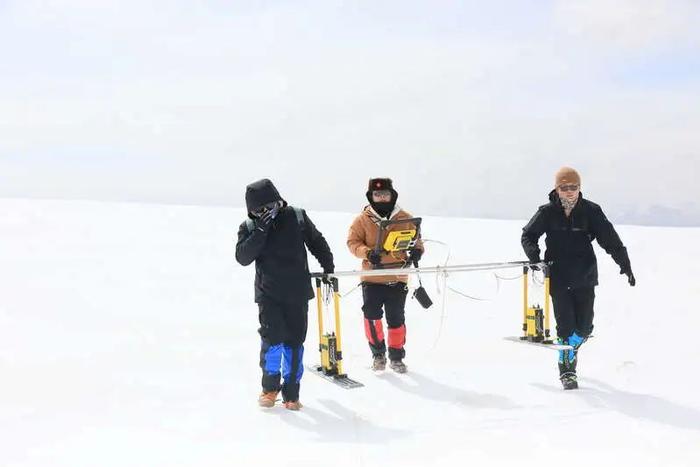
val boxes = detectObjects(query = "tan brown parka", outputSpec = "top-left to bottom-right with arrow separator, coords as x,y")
347,205 -> 424,284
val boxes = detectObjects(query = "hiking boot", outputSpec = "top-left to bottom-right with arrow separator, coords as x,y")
389,359 -> 407,374
560,372 -> 578,390
372,354 -> 387,371
258,390 -> 279,408
283,400 -> 303,411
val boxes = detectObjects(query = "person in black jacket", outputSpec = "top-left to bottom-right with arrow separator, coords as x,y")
521,167 -> 635,389
235,179 -> 334,410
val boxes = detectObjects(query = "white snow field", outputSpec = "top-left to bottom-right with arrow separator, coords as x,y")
1,198 -> 699,467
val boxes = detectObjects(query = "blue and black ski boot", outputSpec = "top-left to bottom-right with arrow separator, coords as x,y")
558,332 -> 586,390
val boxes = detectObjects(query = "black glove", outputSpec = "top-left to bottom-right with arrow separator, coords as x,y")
621,268 -> 636,286
322,268 -> 334,286
529,258 -> 542,271
255,208 -> 276,233
367,250 -> 383,266
408,248 -> 423,266
620,263 -> 635,287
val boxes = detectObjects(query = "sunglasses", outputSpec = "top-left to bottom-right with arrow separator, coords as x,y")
372,190 -> 391,198
558,184 -> 579,192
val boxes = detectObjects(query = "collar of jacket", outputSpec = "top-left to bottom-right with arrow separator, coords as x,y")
364,204 -> 402,223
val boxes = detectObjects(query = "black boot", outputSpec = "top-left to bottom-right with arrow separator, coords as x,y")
558,353 -> 578,390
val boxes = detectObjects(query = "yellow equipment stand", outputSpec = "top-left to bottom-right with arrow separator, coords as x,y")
505,263 -> 572,350
521,264 -> 554,344
309,277 -> 363,389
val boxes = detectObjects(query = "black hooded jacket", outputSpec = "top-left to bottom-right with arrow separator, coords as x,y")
236,179 -> 334,303
521,190 -> 631,290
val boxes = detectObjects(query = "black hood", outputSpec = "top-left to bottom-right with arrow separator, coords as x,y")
245,179 -> 286,218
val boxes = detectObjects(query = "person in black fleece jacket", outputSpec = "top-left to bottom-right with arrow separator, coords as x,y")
522,167 -> 634,389
236,179 -> 334,409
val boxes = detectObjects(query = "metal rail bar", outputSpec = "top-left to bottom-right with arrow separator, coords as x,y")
311,260 -> 545,278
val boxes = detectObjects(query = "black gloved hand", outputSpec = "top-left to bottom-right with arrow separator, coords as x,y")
255,208 -> 277,233
619,262 -> 635,286
529,258 -> 542,271
408,248 -> 423,267
366,250 -> 383,266
322,268 -> 334,286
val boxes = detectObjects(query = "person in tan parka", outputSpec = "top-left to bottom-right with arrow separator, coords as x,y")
347,178 -> 424,373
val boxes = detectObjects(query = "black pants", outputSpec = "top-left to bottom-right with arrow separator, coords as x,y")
550,286 -> 595,340
362,282 -> 408,361
258,298 -> 308,402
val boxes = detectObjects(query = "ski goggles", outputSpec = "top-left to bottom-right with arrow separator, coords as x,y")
252,201 -> 280,217
557,184 -> 579,192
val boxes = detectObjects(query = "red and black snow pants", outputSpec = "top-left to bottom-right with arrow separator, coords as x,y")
361,282 -> 407,361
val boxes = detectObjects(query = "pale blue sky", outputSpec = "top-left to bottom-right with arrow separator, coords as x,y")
1,0 -> 699,225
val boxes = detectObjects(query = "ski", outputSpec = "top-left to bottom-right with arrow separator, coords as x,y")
306,365 -> 364,389
503,336 -> 573,350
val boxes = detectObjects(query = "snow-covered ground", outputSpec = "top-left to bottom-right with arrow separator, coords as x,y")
1,198 -> 699,467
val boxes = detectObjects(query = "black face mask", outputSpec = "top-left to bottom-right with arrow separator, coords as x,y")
371,201 -> 395,218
